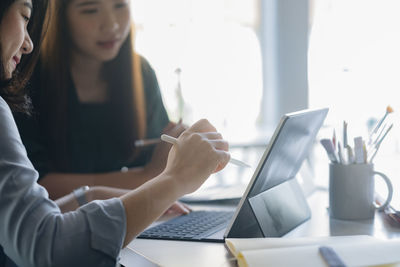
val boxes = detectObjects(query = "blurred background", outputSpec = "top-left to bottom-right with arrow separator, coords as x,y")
131,0 -> 400,200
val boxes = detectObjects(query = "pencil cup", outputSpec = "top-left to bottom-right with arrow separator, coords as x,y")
329,163 -> 393,220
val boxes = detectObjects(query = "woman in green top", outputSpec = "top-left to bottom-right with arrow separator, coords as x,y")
16,0 -> 186,204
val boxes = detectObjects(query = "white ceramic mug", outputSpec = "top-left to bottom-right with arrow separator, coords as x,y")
329,163 -> 393,220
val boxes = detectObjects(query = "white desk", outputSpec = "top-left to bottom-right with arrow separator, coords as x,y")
119,189 -> 400,267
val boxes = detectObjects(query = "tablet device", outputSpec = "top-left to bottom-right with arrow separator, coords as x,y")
225,108 -> 328,238
138,108 -> 329,242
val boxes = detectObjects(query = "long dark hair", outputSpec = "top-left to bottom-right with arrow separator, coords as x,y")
0,0 -> 49,114
39,0 -> 146,170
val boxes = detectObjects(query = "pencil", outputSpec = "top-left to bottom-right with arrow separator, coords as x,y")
160,134 -> 251,168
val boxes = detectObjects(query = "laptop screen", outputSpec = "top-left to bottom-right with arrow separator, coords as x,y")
225,108 -> 328,238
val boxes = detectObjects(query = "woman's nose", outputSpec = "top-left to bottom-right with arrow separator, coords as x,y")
102,12 -> 119,33
22,31 -> 34,55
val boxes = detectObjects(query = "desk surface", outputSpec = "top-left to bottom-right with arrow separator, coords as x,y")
119,189 -> 400,267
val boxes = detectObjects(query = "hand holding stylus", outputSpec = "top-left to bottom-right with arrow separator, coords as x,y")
161,134 -> 251,168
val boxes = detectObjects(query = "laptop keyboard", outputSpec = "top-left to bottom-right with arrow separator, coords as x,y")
138,210 -> 234,241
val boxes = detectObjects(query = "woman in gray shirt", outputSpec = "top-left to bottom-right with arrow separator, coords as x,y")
0,1 -> 230,266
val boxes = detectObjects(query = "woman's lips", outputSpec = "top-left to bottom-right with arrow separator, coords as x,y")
97,39 -> 118,49
11,56 -> 20,70
13,56 -> 20,65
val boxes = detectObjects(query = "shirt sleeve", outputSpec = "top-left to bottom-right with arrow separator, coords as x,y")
0,97 -> 127,267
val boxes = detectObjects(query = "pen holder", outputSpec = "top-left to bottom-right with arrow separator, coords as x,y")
329,163 -> 393,220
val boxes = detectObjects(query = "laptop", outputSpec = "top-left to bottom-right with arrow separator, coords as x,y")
138,108 -> 328,243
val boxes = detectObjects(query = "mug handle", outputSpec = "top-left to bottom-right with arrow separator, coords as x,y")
373,171 -> 393,211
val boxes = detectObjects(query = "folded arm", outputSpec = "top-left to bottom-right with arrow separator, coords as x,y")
39,122 -> 187,200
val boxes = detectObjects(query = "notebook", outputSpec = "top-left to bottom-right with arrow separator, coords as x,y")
138,108 -> 328,242
226,236 -> 400,267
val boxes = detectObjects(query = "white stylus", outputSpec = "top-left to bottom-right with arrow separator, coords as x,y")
161,134 -> 251,168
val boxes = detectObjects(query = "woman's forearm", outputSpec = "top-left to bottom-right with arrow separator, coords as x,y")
119,120 -> 230,247
121,173 -> 181,246
54,192 -> 80,212
39,167 -> 154,200
55,186 -> 130,213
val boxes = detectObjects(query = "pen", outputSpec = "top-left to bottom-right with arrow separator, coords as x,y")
354,137 -> 364,164
346,145 -> 354,164
343,121 -> 348,147
134,138 -> 160,147
362,141 -> 368,163
337,142 -> 345,164
135,120 -> 186,147
332,129 -> 337,152
319,246 -> 347,267
320,139 -> 339,163
160,134 -> 251,168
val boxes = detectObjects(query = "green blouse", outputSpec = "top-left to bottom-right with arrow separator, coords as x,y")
15,57 -> 169,179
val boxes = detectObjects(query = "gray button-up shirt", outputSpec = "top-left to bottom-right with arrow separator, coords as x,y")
0,97 -> 127,267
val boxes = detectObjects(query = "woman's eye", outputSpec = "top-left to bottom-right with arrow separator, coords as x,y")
22,14 -> 30,23
81,9 -> 98,14
115,2 -> 128,9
